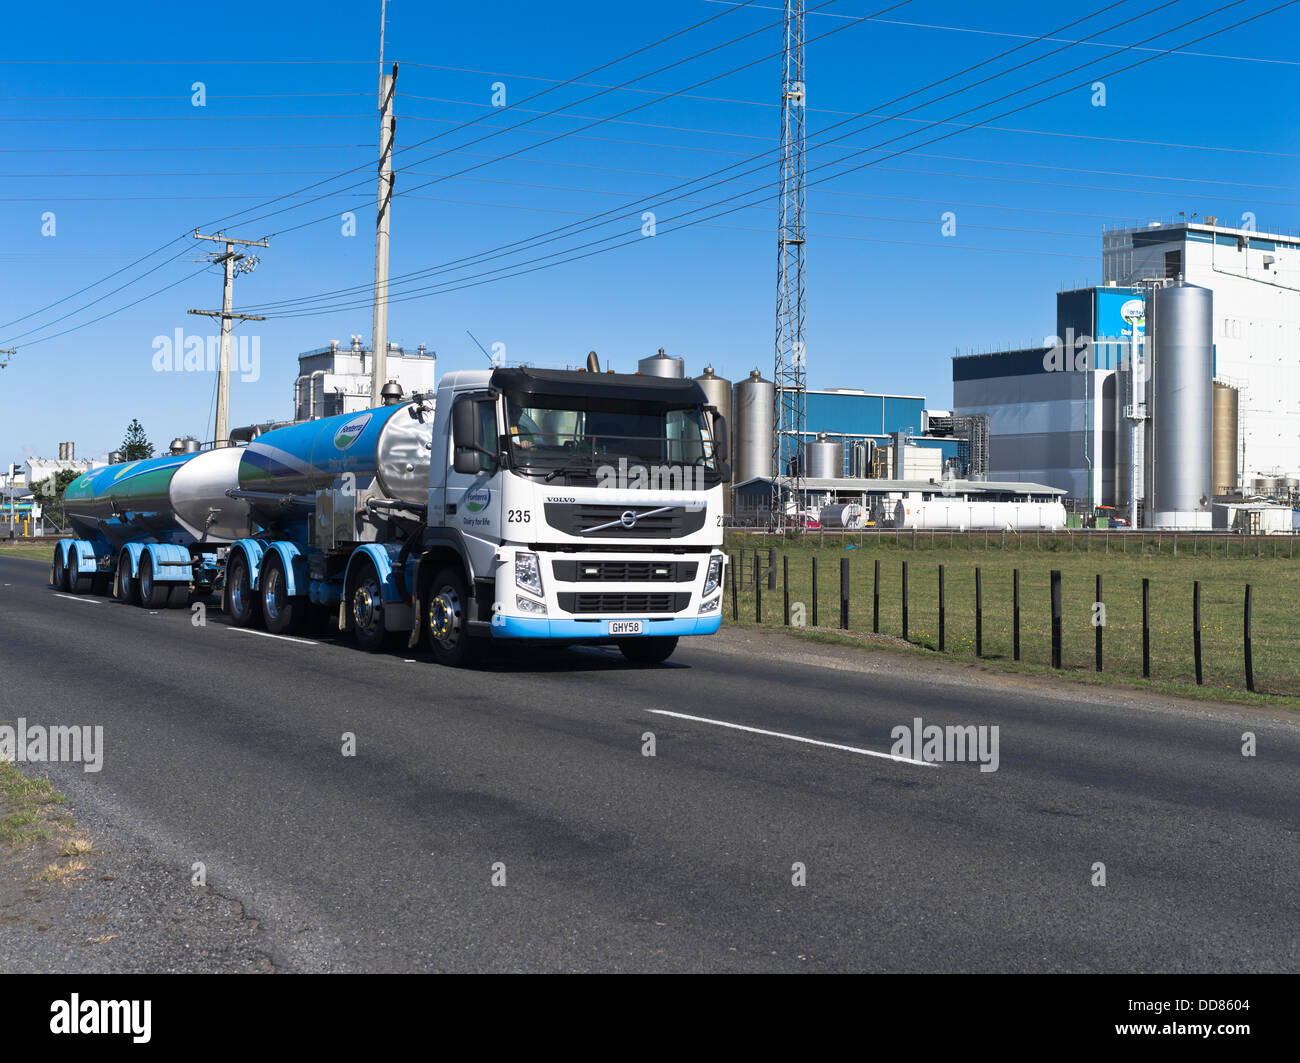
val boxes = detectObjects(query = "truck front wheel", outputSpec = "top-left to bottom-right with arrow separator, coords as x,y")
618,636 -> 679,665
426,566 -> 479,668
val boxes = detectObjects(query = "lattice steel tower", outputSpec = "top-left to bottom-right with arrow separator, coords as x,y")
771,0 -> 806,530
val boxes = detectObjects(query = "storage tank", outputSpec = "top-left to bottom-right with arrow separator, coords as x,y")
850,441 -> 872,478
1212,381 -> 1239,495
693,365 -> 732,438
892,499 -> 1067,531
732,369 -> 775,483
802,433 -> 841,479
820,503 -> 865,529
638,347 -> 684,378
1148,282 -> 1213,514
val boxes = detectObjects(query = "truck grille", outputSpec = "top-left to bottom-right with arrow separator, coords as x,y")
551,560 -> 698,583
543,503 -> 708,539
556,592 -> 691,614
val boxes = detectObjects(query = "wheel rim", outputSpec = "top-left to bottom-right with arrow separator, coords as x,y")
264,567 -> 283,622
118,558 -> 132,598
230,560 -> 249,616
428,585 -> 462,648
352,577 -> 382,637
140,559 -> 152,600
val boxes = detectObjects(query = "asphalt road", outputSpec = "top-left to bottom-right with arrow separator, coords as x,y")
2,553 -> 1297,972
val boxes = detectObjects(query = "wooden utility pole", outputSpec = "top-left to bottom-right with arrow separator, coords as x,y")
190,230 -> 268,448
371,0 -> 398,405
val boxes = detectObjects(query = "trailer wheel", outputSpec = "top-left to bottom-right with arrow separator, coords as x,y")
51,546 -> 70,592
347,556 -> 390,652
261,554 -> 304,635
68,568 -> 92,594
165,583 -> 190,608
92,574 -> 112,596
115,552 -> 139,606
226,550 -> 258,627
426,566 -> 478,668
617,636 -> 679,665
139,553 -> 170,609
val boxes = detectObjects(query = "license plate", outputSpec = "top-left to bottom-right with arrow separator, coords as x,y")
609,620 -> 643,635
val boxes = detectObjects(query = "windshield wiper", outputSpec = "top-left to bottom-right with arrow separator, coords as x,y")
544,464 -> 592,482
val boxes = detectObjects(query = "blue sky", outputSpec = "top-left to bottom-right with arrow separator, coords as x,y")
2,0 -> 1298,465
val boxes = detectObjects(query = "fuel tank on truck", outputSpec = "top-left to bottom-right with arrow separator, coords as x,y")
237,403 -> 432,507
62,453 -> 196,548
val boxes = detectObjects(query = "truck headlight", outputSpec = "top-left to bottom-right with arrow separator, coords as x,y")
515,551 -> 543,596
703,554 -> 723,595
516,595 -> 547,615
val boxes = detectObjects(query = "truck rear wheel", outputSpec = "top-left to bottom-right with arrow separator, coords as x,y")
139,553 -> 170,609
226,550 -> 258,627
618,636 -> 679,665
348,556 -> 390,653
261,554 -> 304,635
115,553 -> 139,606
51,547 -> 70,592
426,566 -> 478,668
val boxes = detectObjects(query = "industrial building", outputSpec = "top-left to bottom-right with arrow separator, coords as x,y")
294,336 -> 437,421
952,218 -> 1300,528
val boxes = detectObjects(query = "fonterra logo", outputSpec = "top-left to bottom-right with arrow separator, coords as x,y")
464,488 -> 491,513
334,413 -> 372,451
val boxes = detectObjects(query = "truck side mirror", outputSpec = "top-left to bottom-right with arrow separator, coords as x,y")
452,400 -> 482,474
711,412 -> 729,464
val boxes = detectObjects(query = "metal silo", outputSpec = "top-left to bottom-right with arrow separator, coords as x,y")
1148,282 -> 1213,517
1212,381 -> 1239,496
802,433 -> 842,478
732,368 -> 775,483
693,365 -> 732,429
638,347 -> 684,378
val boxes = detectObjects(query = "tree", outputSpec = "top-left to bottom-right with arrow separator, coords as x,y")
31,467 -> 80,531
119,419 -> 154,461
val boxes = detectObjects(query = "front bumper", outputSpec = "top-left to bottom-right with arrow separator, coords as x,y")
492,614 -> 722,639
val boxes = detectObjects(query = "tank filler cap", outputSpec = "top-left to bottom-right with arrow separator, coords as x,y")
380,380 -> 404,406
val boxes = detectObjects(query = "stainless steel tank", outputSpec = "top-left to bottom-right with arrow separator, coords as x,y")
638,347 -> 684,378
802,433 -> 841,478
850,441 -> 872,479
820,503 -> 865,529
694,365 -> 733,513
1212,381 -> 1239,495
169,446 -> 256,542
731,369 -> 775,483
1148,282 -> 1213,513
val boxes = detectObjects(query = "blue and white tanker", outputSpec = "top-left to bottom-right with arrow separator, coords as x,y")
53,366 -> 730,665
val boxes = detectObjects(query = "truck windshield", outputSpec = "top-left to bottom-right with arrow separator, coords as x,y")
504,391 -> 717,471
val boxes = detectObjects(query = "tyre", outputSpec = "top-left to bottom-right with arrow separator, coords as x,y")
618,636 -> 678,665
225,549 -> 258,627
261,553 -> 305,635
68,567 -> 92,594
165,583 -> 190,608
425,566 -> 479,667
347,555 -> 390,653
91,573 -> 112,596
139,552 -> 170,609
115,552 -> 139,606
51,546 -> 70,592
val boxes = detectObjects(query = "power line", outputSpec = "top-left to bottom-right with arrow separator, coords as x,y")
248,0 -> 1147,313
261,0 -> 1291,318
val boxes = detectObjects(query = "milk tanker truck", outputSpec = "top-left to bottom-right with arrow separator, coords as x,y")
51,366 -> 730,665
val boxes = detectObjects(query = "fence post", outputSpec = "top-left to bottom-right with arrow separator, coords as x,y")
768,547 -> 777,591
755,565 -> 763,624
1244,584 -> 1255,693
730,552 -> 738,622
1142,577 -> 1150,678
938,564 -> 946,652
873,559 -> 880,634
1095,573 -> 1103,672
1013,568 -> 1020,662
902,560 -> 910,642
1193,580 -> 1203,686
1050,569 -> 1062,669
975,567 -> 983,658
839,557 -> 850,630
811,557 -> 819,628
783,555 -> 790,627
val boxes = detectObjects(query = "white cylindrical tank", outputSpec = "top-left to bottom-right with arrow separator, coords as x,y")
892,499 -> 1067,531
1149,282 -> 1213,513
802,433 -> 841,478
820,503 -> 865,529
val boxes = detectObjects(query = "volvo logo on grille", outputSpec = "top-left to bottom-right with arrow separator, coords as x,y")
620,510 -> 637,528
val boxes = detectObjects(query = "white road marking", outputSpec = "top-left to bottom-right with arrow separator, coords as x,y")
648,710 -> 937,768
226,627 -> 315,646
52,593 -> 102,605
